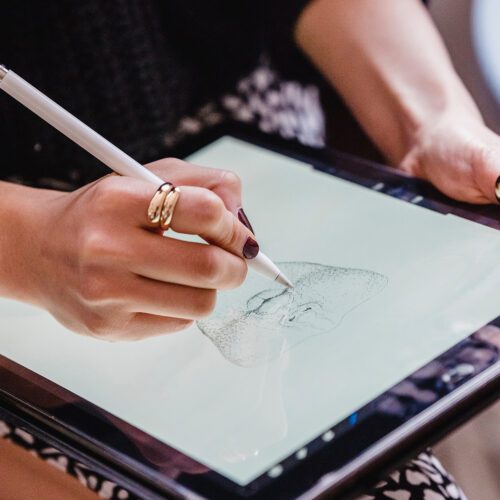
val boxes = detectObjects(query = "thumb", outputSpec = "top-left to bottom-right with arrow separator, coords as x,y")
476,149 -> 500,204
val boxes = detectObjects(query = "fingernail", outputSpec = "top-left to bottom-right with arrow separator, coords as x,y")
496,176 -> 500,203
243,237 -> 259,259
238,208 -> 255,234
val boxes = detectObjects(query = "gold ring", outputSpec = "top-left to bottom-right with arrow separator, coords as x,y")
160,187 -> 181,230
496,176 -> 500,204
147,183 -> 174,225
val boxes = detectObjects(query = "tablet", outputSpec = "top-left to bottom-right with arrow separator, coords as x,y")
1,129 -> 499,499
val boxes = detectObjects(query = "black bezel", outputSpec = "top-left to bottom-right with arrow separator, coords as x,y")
0,123 -> 499,499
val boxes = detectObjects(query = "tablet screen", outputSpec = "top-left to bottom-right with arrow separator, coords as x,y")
0,137 -> 499,486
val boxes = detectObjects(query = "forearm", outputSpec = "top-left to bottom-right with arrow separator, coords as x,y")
0,181 -> 49,304
295,0 -> 481,164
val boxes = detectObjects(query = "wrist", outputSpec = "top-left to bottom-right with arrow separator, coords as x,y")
0,182 -> 59,305
399,79 -> 483,161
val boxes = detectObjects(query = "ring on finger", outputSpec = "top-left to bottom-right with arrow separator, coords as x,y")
496,176 -> 500,203
160,187 -> 181,230
148,183 -> 174,225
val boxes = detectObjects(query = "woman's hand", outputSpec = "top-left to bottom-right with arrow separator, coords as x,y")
295,0 -> 500,205
0,159 -> 256,340
399,113 -> 500,204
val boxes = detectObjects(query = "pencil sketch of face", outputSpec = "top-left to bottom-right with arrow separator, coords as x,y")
198,262 -> 388,367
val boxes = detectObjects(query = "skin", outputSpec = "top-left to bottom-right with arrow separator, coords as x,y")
0,160 -> 253,340
0,0 -> 498,339
295,0 -> 500,203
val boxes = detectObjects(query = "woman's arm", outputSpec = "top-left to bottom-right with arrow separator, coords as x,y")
0,182 -> 44,304
296,0 -> 500,203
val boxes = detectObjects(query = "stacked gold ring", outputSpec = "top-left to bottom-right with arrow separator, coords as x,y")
147,182 -> 181,230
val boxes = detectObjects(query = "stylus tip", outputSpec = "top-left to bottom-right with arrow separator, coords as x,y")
276,273 -> 294,288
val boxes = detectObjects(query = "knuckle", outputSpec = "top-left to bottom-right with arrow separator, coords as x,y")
196,190 -> 224,227
91,176 -> 145,216
233,259 -> 248,288
468,137 -> 494,164
92,177 -> 125,209
218,169 -> 241,192
163,157 -> 185,169
198,247 -> 224,286
219,215 -> 242,250
192,290 -> 217,319
221,257 -> 248,290
83,313 -> 113,339
218,217 -> 244,253
474,146 -> 499,173
170,319 -> 195,333
78,270 -> 112,305
80,227 -> 116,262
149,157 -> 185,176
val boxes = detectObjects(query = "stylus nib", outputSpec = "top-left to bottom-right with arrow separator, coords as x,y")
276,273 -> 294,288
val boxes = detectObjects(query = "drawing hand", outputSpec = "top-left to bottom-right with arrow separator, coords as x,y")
399,113 -> 500,204
18,159 -> 254,340
147,158 -> 257,233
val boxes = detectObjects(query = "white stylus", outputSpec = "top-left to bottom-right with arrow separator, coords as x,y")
0,65 -> 293,288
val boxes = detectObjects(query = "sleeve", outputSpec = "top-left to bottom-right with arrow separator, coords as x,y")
162,0 -> 318,88
263,0 -> 313,53
260,0 -> 321,82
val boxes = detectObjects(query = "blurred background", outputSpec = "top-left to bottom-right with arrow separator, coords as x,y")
430,0 -> 500,132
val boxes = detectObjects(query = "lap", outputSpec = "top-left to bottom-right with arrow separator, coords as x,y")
359,451 -> 466,500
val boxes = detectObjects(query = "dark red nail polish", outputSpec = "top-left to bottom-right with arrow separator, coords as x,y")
243,237 -> 259,259
238,208 -> 255,234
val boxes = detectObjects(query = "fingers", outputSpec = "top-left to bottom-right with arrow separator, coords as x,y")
400,145 -> 494,204
146,158 -> 257,231
99,171 -> 258,259
125,276 -> 217,320
120,178 -> 258,259
171,186 -> 258,258
475,148 -> 500,204
146,158 -> 244,215
96,315 -> 194,342
126,230 -> 247,290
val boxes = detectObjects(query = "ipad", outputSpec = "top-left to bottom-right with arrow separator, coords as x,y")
0,130 -> 499,499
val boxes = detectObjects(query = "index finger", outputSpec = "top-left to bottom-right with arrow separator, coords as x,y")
146,158 -> 243,215
112,176 -> 259,260
169,186 -> 259,260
